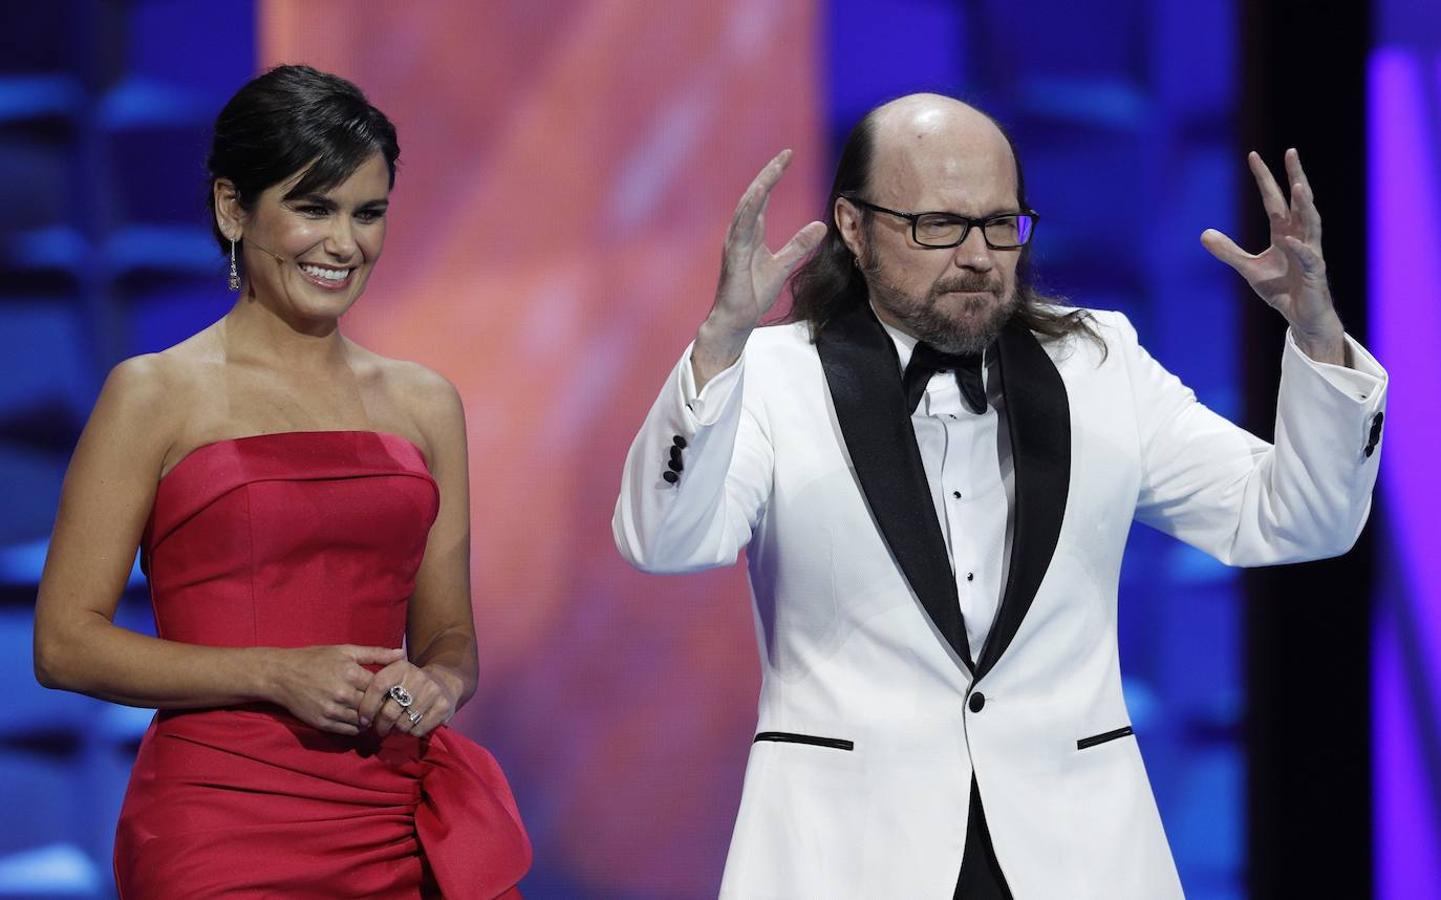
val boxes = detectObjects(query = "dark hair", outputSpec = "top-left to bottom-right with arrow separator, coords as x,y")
205,64 -> 400,255
785,100 -> 1102,355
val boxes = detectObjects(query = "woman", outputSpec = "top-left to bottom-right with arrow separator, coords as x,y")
32,65 -> 530,898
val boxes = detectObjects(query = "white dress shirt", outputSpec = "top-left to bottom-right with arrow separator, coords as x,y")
876,317 -> 1012,663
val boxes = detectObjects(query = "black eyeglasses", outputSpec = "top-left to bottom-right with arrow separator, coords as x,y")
842,195 -> 1038,250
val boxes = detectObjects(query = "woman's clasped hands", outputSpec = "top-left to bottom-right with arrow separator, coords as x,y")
265,644 -> 460,738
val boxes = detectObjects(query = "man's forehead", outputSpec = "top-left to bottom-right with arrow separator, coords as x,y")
867,96 -> 1017,208
870,139 -> 1018,210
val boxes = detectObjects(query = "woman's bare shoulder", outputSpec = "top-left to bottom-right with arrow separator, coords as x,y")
91,327 -> 226,461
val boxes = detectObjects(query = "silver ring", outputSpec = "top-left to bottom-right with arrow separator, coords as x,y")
387,684 -> 414,708
406,709 -> 422,725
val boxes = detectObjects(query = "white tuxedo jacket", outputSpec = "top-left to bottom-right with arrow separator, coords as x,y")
613,303 -> 1386,899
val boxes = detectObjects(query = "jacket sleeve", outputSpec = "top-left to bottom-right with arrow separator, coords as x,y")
1119,312 -> 1388,565
612,342 -> 774,573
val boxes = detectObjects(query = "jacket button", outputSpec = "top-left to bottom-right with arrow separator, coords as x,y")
662,470 -> 679,484
670,445 -> 684,463
673,435 -> 688,449
668,457 -> 683,472
968,692 -> 986,713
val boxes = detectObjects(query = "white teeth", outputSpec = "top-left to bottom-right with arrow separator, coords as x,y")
300,264 -> 350,282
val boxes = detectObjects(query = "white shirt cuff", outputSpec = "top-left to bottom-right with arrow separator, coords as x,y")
679,344 -> 744,426
1285,329 -> 1387,403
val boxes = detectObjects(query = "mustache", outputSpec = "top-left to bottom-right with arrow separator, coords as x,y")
933,275 -> 1001,294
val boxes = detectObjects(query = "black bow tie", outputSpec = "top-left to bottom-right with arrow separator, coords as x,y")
903,342 -> 987,415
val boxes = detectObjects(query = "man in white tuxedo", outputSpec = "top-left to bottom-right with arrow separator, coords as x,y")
613,94 -> 1386,899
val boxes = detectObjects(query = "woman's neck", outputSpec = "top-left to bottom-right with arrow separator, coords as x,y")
220,293 -> 348,372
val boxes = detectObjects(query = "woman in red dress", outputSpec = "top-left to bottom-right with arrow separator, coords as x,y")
32,65 -> 531,898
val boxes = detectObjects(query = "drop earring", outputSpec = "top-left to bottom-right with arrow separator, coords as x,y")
228,238 -> 241,291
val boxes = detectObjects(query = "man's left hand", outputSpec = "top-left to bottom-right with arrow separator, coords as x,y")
1201,149 -> 1347,365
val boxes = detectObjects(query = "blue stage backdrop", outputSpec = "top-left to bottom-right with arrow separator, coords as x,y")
0,2 -> 1280,897
1371,0 -> 1441,895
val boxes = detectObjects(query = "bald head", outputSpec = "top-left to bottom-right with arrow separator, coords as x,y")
863,93 -> 1020,215
870,93 -> 1005,145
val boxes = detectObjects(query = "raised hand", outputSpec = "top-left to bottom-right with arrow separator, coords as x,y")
265,644 -> 405,735
1200,149 -> 1346,364
693,150 -> 827,387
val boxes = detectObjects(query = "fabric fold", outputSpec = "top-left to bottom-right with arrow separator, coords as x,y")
418,728 -> 533,899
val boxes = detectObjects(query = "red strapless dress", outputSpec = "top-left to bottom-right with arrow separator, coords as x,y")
113,431 -> 531,899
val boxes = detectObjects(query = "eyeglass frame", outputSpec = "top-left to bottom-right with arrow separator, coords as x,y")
840,194 -> 1039,250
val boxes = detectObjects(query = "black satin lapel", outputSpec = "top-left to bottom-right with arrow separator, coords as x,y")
976,318 -> 1071,679
816,304 -> 973,671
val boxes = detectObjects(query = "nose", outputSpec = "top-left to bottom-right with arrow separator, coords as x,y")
950,225 -> 994,272
324,215 -> 359,262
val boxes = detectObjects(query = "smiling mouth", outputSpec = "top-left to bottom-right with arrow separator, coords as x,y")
298,262 -> 355,290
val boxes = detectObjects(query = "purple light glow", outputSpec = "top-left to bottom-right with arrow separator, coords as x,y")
1370,47 -> 1441,897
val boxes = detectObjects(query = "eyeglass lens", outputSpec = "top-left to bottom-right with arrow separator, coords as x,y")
914,213 -> 1034,248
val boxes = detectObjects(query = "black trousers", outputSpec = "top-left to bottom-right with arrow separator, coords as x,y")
953,777 -> 1013,900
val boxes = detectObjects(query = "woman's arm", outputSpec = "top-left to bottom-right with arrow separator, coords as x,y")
33,356 -> 400,733
359,366 -> 478,737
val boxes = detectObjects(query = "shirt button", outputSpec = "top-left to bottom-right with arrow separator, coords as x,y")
966,572 -> 974,582
969,692 -> 986,713
952,491 -> 962,499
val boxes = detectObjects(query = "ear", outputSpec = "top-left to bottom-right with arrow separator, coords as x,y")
213,179 -> 246,242
834,196 -> 864,259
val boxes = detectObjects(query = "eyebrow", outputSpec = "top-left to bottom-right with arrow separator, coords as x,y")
288,194 -> 389,211
922,207 -> 1022,220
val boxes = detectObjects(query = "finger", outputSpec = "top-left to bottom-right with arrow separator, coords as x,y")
345,665 -> 374,691
331,685 -> 364,710
326,702 -> 361,727
402,698 -> 442,737
320,721 -> 360,736
1199,228 -> 1256,270
773,221 -> 828,274
393,707 -> 416,734
1290,177 -> 1323,243
391,676 -> 441,735
344,645 -> 406,666
1247,151 -> 1289,222
357,661 -> 410,726
1284,147 -> 1313,198
1281,235 -> 1326,278
374,700 -> 403,737
728,150 -> 793,248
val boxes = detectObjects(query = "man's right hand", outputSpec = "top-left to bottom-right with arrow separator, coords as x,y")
692,150 -> 827,390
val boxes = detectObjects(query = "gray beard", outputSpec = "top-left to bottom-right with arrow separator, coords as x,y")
860,252 -> 1018,355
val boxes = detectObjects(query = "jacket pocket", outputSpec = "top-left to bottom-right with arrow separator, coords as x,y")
1076,725 -> 1134,751
753,731 -> 854,751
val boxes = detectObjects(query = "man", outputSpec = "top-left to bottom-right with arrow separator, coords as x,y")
612,94 -> 1386,898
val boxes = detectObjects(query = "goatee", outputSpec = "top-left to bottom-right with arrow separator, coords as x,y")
860,252 -> 1017,354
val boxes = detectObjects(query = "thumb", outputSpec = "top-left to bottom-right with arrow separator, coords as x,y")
774,221 -> 828,274
347,645 -> 406,665
1199,228 -> 1252,271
